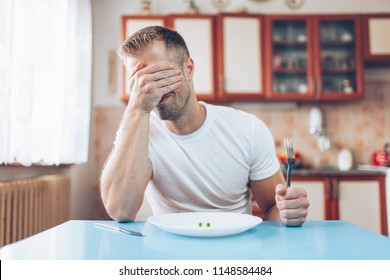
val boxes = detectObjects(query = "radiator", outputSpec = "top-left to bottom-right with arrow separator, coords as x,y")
0,174 -> 70,247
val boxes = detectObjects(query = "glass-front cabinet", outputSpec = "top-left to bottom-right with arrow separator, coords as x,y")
266,15 -> 363,101
266,16 -> 313,100
314,15 -> 363,101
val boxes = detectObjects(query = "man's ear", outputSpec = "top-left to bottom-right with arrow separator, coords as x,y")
184,58 -> 195,80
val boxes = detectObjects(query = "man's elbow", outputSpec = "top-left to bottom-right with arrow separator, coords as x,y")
105,202 -> 137,222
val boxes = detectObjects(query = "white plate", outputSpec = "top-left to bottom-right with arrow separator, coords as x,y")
147,212 -> 262,237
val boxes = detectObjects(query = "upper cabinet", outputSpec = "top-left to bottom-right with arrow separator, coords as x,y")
121,14 -> 217,102
314,15 -> 364,101
120,16 -> 166,102
265,15 -> 314,101
266,15 -> 364,101
216,13 -> 265,101
363,14 -> 390,61
166,15 -> 217,101
120,13 -> 378,103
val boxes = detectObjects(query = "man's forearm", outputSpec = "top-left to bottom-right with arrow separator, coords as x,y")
264,204 -> 281,221
100,111 -> 152,221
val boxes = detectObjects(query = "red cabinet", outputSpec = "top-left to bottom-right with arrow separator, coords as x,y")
120,14 -> 369,103
167,14 -> 217,101
121,14 -> 218,103
363,14 -> 390,62
120,15 -> 166,103
266,15 -> 364,101
292,174 -> 387,236
216,13 -> 266,101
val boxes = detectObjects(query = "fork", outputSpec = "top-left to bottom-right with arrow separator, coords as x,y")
284,138 -> 296,187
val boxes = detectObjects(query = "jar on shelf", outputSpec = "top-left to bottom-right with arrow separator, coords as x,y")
340,30 -> 353,42
342,79 -> 353,94
273,52 -> 283,69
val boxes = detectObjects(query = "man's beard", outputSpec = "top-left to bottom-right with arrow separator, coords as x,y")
155,89 -> 190,121
156,102 -> 181,120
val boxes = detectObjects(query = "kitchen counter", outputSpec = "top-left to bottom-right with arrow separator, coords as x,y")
290,167 -> 387,177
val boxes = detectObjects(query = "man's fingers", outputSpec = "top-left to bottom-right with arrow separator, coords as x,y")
276,186 -> 309,227
128,61 -> 145,79
277,196 -> 310,210
164,81 -> 182,94
280,217 -> 307,227
155,73 -> 183,89
278,203 -> 309,227
128,62 -> 178,81
275,184 -> 286,196
276,186 -> 307,200
137,62 -> 178,76
133,67 -> 182,91
279,208 -> 309,218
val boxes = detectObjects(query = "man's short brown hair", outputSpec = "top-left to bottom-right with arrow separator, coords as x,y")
118,25 -> 190,67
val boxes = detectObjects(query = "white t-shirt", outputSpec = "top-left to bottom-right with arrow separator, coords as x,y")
145,102 -> 280,215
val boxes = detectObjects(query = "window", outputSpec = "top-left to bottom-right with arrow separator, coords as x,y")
0,0 -> 92,166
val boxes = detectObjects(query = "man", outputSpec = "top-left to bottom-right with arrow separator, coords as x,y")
100,26 -> 309,226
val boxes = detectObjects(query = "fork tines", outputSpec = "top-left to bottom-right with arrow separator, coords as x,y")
284,138 -> 296,163
284,138 -> 296,187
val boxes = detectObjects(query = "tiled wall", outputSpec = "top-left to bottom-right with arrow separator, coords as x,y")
92,72 -> 390,219
237,80 -> 390,168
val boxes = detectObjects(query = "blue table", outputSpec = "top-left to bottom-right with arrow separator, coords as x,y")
1,220 -> 390,260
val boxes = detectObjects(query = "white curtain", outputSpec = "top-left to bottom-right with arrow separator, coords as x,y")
0,0 -> 92,166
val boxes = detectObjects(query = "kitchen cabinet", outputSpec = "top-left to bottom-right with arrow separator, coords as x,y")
251,177 -> 327,220
314,15 -> 364,101
120,15 -> 166,102
121,15 -> 217,102
265,15 -> 364,101
121,13 -> 368,103
166,15 -> 217,101
216,13 -> 265,101
336,177 -> 386,235
265,15 -> 314,101
363,14 -> 390,61
293,173 -> 387,236
291,177 -> 328,221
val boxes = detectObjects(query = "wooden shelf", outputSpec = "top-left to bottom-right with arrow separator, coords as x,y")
273,68 -> 307,74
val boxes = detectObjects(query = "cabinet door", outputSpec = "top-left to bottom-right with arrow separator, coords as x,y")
336,178 -> 385,235
313,15 -> 364,101
265,15 -> 315,101
120,16 -> 166,102
363,14 -> 390,61
292,177 -> 328,220
167,15 -> 216,101
217,13 -> 265,101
